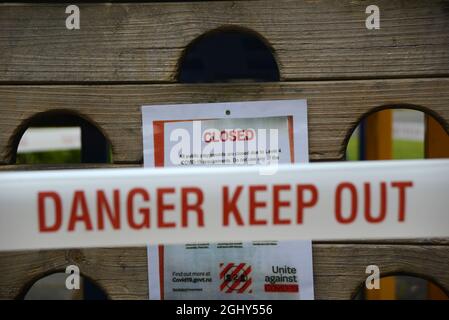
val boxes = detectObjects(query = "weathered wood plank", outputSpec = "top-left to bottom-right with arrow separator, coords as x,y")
0,248 -> 148,300
0,1 -> 448,82
0,78 -> 448,164
1,244 -> 448,299
313,244 -> 449,299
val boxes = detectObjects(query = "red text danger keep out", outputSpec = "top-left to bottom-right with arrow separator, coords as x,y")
37,181 -> 413,232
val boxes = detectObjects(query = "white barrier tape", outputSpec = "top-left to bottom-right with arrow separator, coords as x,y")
1,160 -> 449,251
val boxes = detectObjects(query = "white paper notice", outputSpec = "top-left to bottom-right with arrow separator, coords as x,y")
142,100 -> 309,166
141,100 -> 314,300
148,241 -> 314,300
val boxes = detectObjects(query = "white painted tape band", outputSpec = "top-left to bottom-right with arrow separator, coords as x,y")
1,160 -> 449,251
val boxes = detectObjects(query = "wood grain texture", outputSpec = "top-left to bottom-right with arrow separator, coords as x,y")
0,1 -> 448,82
0,78 -> 448,164
0,248 -> 148,300
1,244 -> 448,299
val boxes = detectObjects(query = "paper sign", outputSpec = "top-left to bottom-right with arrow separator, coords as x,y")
142,99 -> 309,166
142,100 -> 313,300
148,241 -> 314,300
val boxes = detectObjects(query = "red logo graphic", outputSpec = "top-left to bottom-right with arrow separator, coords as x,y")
219,263 -> 252,294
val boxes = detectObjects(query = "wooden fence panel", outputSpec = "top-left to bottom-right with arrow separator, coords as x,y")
0,1 -> 448,83
1,0 -> 448,300
0,79 -> 448,164
1,244 -> 448,300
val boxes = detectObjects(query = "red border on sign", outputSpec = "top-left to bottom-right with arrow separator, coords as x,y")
153,116 -> 295,166
158,245 -> 165,300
